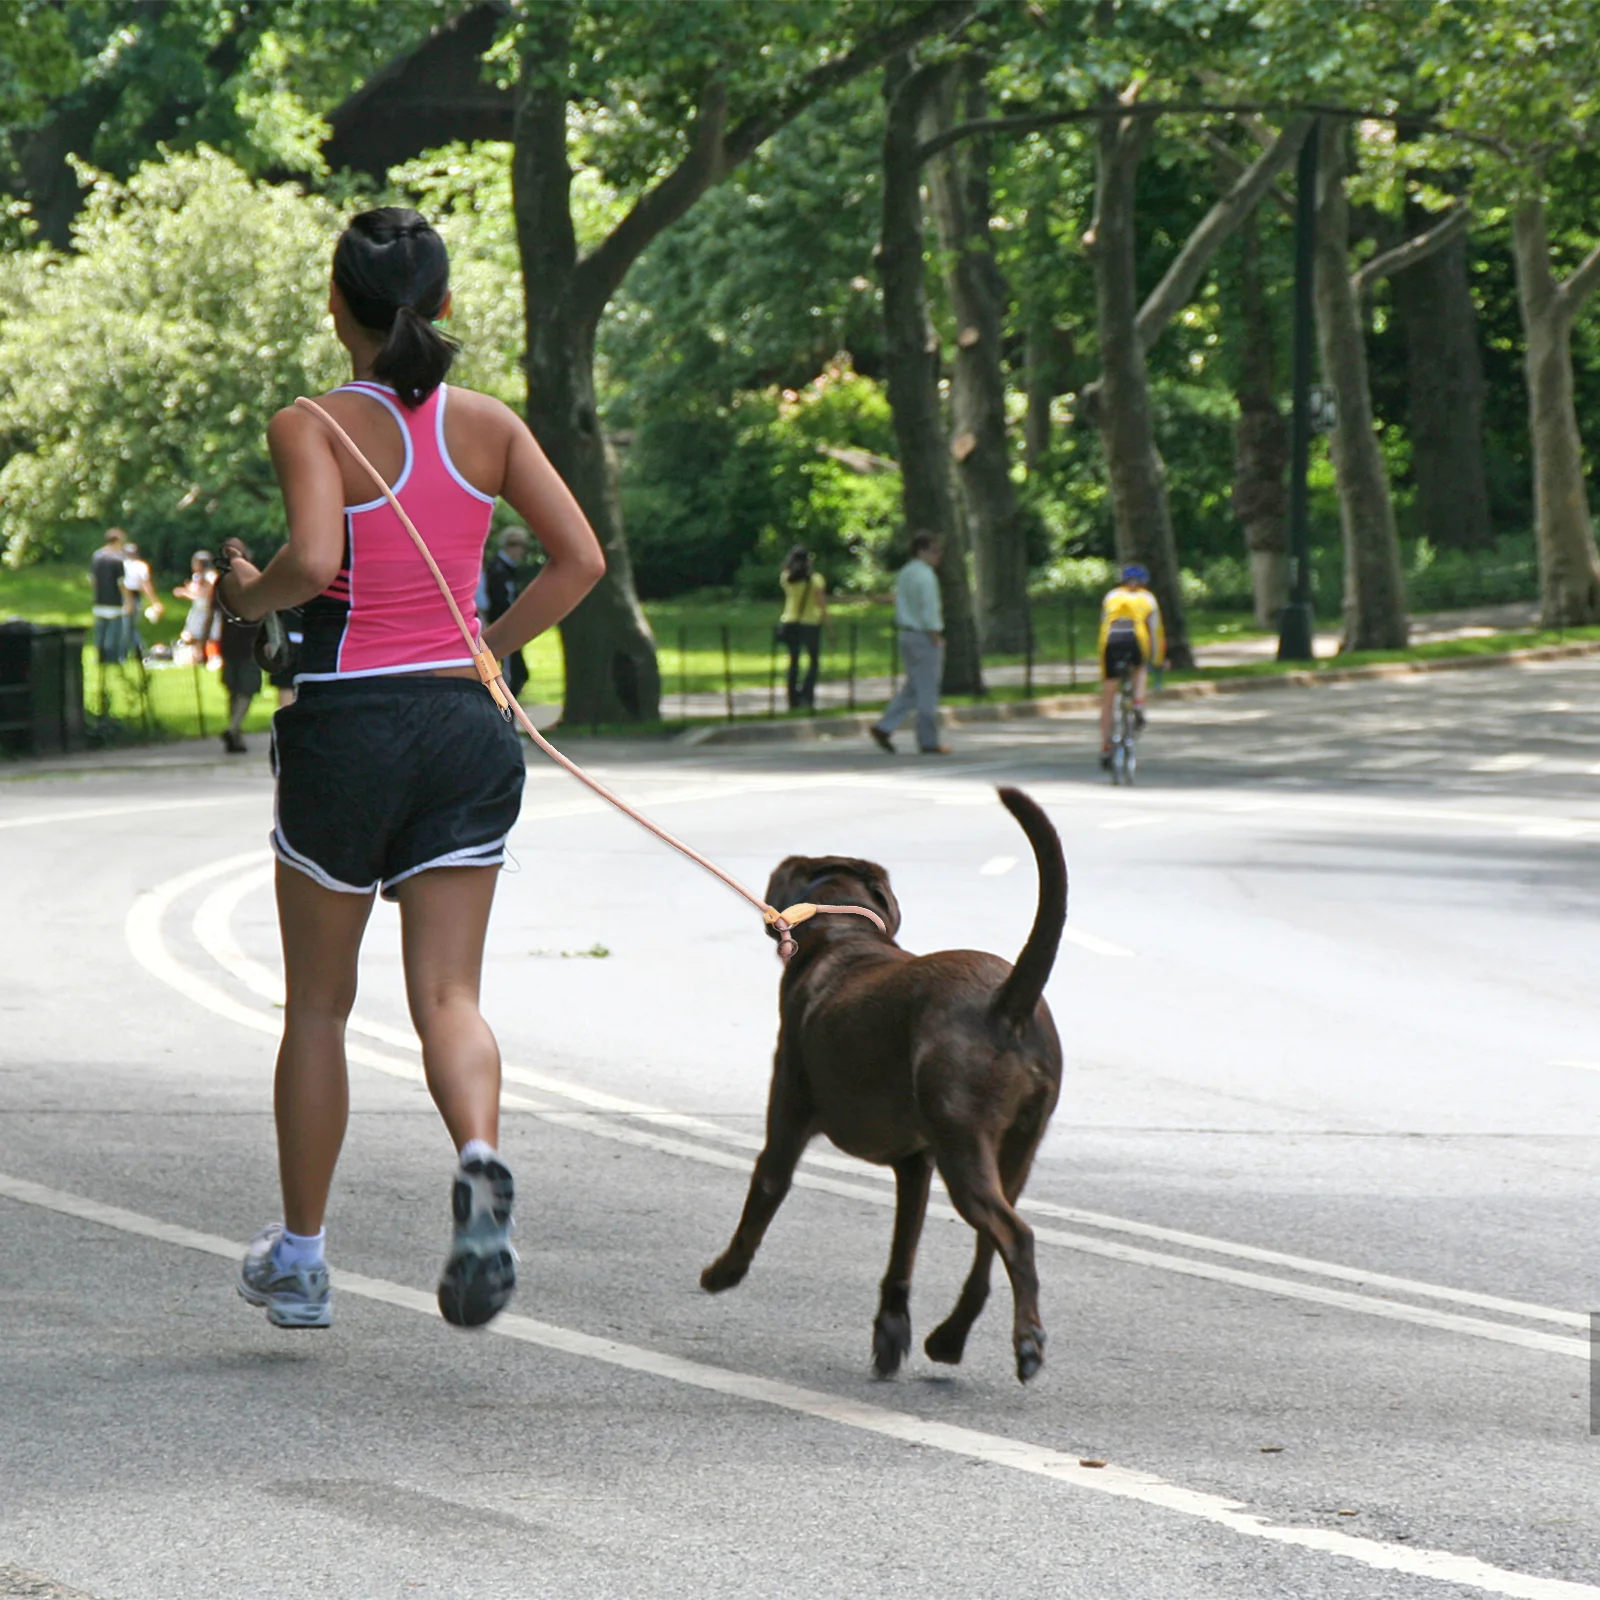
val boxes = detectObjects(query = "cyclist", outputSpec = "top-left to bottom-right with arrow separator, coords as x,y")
1098,563 -> 1165,770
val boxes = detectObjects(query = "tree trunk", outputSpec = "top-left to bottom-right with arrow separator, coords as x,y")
512,37 -> 660,725
924,58 -> 1029,653
1089,109 -> 1193,667
1511,197 -> 1600,625
879,55 -> 983,695
1390,218 -> 1493,551
1311,120 -> 1408,651
1230,210 -> 1289,627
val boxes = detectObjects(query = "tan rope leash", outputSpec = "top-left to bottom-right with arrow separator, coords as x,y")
292,396 -> 885,963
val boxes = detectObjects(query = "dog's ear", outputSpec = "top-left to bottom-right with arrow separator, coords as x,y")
831,857 -> 901,940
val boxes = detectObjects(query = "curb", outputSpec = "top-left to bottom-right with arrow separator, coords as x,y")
678,638 -> 1600,748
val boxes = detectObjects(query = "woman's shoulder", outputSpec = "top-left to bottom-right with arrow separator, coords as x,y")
441,384 -> 517,430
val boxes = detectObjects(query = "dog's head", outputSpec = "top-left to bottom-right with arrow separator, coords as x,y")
764,854 -> 902,946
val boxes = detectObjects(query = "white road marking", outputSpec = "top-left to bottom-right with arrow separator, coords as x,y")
1468,753 -> 1543,773
1100,815 -> 1163,831
979,855 -> 1018,875
0,797 -> 243,831
1061,927 -> 1135,958
136,857 -> 1587,1361
0,1169 -> 1593,1600
1554,1060 -> 1600,1075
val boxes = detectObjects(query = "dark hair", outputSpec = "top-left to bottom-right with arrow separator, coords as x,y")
332,207 -> 459,408
909,531 -> 941,557
783,544 -> 812,583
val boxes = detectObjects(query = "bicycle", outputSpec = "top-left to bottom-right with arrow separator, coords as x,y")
1108,663 -> 1140,785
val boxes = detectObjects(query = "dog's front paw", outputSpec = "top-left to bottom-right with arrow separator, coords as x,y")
700,1254 -> 748,1294
872,1309 -> 912,1378
1015,1328 -> 1045,1384
923,1319 -> 969,1366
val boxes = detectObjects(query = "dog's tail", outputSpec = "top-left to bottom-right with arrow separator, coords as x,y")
990,787 -> 1067,1028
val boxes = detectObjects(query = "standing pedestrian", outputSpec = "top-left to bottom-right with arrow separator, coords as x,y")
216,206 -> 604,1334
216,538 -> 262,754
776,544 -> 826,711
479,525 -> 531,700
173,551 -> 216,665
119,540 -> 162,663
870,532 -> 950,755
88,528 -> 127,664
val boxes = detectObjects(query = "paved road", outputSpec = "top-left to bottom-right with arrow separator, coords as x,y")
3,659 -> 1598,1599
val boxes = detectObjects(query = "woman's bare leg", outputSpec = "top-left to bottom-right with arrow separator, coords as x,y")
274,863 -> 375,1234
393,865 -> 502,1152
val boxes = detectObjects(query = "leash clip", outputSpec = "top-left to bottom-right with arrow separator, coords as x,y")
473,648 -> 515,721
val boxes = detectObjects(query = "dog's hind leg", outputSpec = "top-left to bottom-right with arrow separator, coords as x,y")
933,1138 -> 1046,1384
872,1152 -> 933,1378
924,1233 -> 994,1367
701,1083 -> 814,1294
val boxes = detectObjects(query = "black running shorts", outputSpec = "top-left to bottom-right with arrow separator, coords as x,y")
1101,629 -> 1144,681
271,676 -> 525,899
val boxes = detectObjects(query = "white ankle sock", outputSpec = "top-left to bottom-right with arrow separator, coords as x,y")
459,1138 -> 498,1168
277,1227 -> 325,1268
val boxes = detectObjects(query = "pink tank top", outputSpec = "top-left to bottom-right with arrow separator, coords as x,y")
295,381 -> 496,681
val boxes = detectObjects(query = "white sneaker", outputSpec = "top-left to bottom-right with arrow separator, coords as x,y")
238,1225 -> 331,1329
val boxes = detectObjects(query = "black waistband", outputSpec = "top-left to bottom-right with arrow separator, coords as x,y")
293,674 -> 488,700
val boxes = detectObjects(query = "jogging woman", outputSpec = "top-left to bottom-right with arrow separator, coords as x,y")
218,207 -> 605,1331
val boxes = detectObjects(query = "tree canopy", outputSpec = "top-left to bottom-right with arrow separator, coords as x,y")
5,0 -> 1600,687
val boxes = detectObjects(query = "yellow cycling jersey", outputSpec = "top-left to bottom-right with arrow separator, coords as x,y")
1098,585 -> 1164,663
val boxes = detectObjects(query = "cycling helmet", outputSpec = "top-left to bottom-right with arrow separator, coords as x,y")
1121,563 -> 1149,584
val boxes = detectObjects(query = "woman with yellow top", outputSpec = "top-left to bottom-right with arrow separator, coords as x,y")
777,544 -> 827,710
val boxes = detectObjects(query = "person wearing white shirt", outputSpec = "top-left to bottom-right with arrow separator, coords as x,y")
871,532 -> 950,755
120,541 -> 162,662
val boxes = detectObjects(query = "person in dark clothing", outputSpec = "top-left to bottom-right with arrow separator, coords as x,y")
217,538 -> 262,753
89,529 -> 128,664
480,526 -> 531,700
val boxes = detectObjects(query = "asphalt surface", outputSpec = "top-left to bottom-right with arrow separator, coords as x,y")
2,659 -> 1598,1600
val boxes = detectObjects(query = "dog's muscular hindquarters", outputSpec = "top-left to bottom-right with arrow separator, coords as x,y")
701,786 -> 1066,1384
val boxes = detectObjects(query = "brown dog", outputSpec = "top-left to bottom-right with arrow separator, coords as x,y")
701,786 -> 1066,1383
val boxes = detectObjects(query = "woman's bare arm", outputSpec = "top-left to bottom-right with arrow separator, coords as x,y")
479,409 -> 605,657
220,407 -> 349,620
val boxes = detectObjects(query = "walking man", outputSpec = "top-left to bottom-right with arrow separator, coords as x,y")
871,532 -> 950,756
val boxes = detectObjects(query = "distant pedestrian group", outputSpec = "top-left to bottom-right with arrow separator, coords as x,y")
88,527 -> 163,665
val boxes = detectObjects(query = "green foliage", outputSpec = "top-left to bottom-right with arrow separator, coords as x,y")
0,148 -> 345,570
603,82 -> 885,410
620,363 -> 902,599
0,140 -> 528,572
0,0 -> 79,125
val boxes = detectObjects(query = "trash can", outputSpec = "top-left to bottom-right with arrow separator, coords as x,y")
0,621 -> 87,755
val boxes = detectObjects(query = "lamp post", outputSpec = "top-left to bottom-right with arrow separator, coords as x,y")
1278,119 -> 1319,663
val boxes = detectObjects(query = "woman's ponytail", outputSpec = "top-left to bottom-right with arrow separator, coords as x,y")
332,208 -> 458,408
373,304 -> 459,409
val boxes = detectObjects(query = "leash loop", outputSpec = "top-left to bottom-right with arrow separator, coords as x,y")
292,395 -> 883,963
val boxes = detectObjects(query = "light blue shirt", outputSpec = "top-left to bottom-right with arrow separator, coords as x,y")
894,557 -> 943,633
